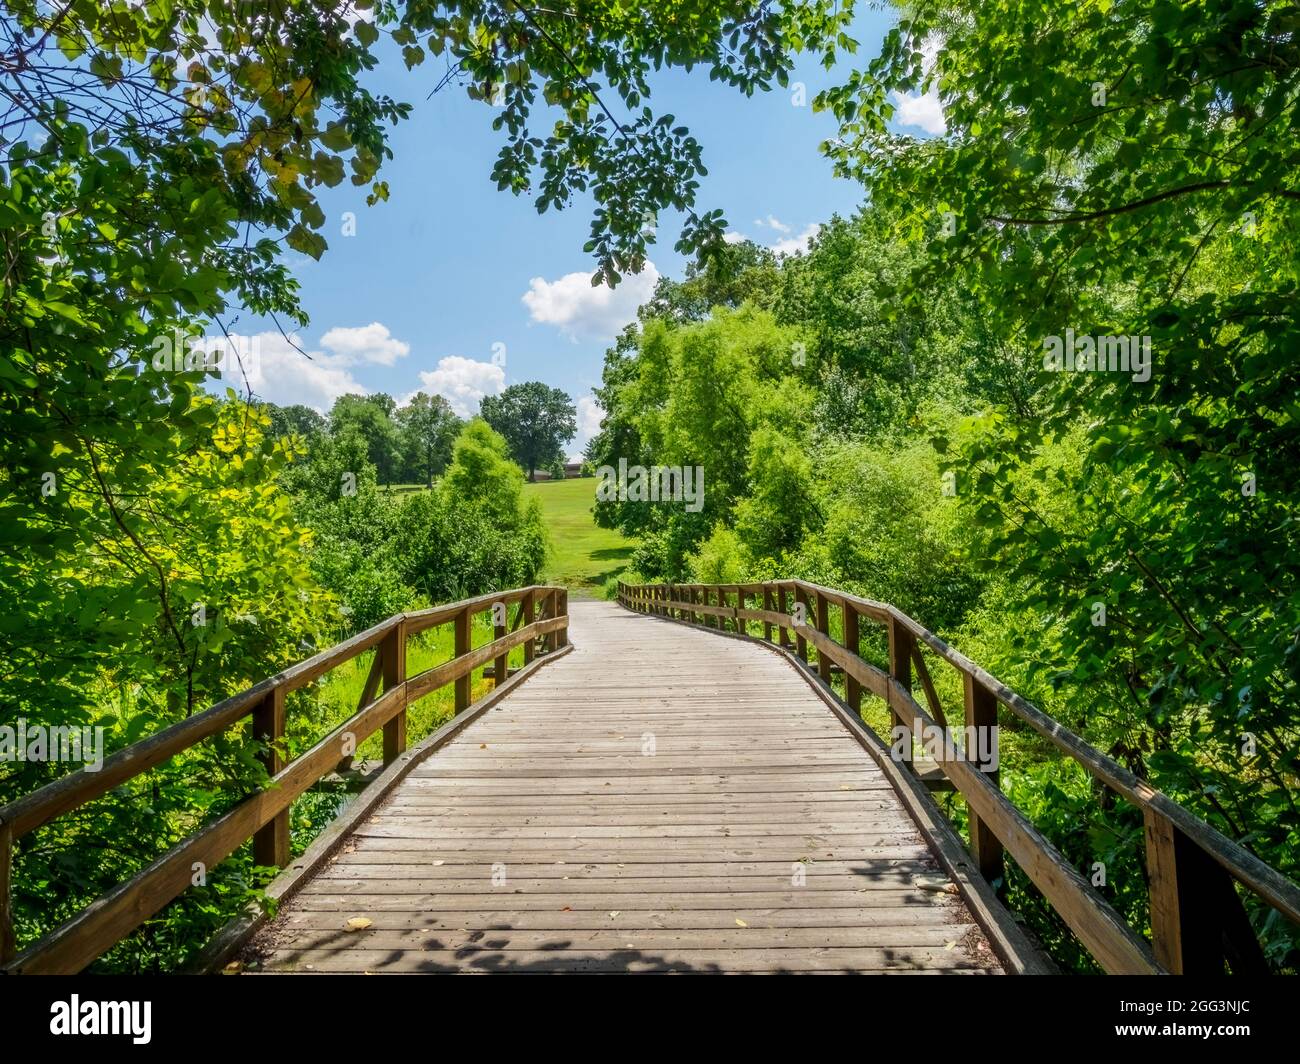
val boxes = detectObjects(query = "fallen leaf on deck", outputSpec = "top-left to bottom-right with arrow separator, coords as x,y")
735,918 -> 748,928
345,917 -> 373,931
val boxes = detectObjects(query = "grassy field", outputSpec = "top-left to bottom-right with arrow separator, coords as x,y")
523,476 -> 635,598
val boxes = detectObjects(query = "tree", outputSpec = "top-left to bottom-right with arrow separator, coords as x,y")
261,402 -> 326,442
1,0 -> 852,762
820,0 -> 1300,811
0,0 -> 856,973
327,394 -> 402,486
396,393 -> 461,488
480,383 -> 577,481
443,419 -> 529,520
640,238 -> 782,325
812,0 -> 1300,960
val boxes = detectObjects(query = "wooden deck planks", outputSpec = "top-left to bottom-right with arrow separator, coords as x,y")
246,602 -> 1002,974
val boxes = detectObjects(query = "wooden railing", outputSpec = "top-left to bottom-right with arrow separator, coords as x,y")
0,585 -> 569,975
618,579 -> 1300,975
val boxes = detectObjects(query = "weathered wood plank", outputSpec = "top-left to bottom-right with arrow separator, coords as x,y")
258,945 -> 990,973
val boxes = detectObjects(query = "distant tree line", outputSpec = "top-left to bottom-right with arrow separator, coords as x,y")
261,381 -> 576,487
261,391 -> 460,489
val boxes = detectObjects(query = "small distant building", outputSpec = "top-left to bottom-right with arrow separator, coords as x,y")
530,461 -> 588,482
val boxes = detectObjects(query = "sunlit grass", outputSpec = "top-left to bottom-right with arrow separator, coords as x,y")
522,476 -> 636,597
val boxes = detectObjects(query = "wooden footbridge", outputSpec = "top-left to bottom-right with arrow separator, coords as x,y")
2,581 -> 1297,974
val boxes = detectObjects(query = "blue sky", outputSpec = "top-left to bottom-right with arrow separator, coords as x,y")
218,7 -> 941,457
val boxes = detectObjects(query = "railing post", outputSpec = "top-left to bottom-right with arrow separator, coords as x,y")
1145,811 -> 1216,974
454,605 -> 471,712
735,585 -> 745,635
522,589 -> 535,665
887,615 -> 914,771
1,817 -> 14,964
762,585 -> 773,643
843,605 -> 861,713
381,617 -> 408,762
493,599 -> 509,686
556,588 -> 569,648
793,585 -> 809,661
963,673 -> 1003,886
252,684 -> 289,867
778,586 -> 792,649
815,590 -> 832,682
1143,812 -> 1267,974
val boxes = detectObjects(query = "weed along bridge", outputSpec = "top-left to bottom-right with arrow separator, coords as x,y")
2,583 -> 1298,975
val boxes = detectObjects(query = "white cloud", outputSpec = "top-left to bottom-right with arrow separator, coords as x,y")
569,393 -> 604,460
892,89 -> 946,135
319,322 -> 410,366
195,320 -> 409,412
892,36 -> 947,135
522,264 -> 660,341
724,219 -> 820,255
197,330 -> 367,411
412,356 -> 506,417
770,223 -> 822,257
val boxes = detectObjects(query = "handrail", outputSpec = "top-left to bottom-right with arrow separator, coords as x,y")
618,579 -> 1300,975
0,585 -> 569,974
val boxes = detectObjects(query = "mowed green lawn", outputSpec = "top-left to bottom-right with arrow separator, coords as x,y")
523,476 -> 635,598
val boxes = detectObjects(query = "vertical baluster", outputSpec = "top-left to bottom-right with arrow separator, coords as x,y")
793,585 -> 809,662
522,589 -> 536,665
887,615 -> 914,772
815,590 -> 832,682
1,818 -> 14,964
963,673 -> 1003,886
454,606 -> 471,712
252,684 -> 289,867
843,605 -> 861,713
381,617 -> 407,762
493,599 -> 508,686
